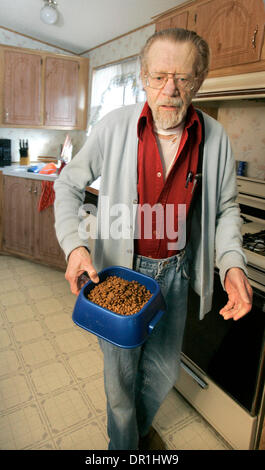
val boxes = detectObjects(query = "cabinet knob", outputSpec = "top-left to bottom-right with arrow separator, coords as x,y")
33,189 -> 38,194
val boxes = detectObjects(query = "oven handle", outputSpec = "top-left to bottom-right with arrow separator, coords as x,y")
180,361 -> 209,389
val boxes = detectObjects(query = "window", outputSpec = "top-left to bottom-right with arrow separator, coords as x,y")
89,56 -> 146,129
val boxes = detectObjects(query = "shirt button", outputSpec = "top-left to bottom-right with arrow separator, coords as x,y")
157,172 -> 162,178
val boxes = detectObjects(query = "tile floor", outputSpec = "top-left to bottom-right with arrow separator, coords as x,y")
0,254 -> 232,450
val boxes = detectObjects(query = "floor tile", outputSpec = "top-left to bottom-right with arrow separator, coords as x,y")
20,339 -> 58,368
0,403 -> 49,449
54,329 -> 92,355
5,304 -> 36,324
11,320 -> 45,344
35,297 -> 64,315
55,421 -> 108,450
81,377 -> 106,415
0,349 -> 22,377
41,388 -> 93,435
30,362 -> 74,396
67,348 -> 104,381
0,374 -> 33,411
44,312 -> 74,334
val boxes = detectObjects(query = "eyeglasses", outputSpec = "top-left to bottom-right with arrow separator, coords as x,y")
144,72 -> 196,91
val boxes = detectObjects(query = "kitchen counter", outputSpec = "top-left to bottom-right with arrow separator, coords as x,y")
2,165 -> 57,182
1,165 -> 100,194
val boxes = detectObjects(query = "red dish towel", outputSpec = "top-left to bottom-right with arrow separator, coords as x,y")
38,180 -> 55,212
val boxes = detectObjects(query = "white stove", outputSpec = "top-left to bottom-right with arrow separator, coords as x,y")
237,176 -> 265,291
175,175 -> 265,451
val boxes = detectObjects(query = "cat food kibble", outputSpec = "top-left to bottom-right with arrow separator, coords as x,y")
87,276 -> 152,315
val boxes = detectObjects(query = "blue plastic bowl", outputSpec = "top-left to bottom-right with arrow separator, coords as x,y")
72,266 -> 166,349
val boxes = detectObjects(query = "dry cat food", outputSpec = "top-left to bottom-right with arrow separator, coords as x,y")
87,275 -> 152,315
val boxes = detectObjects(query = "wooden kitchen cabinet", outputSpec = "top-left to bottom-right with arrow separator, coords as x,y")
154,0 -> 265,77
188,0 -> 265,70
0,45 -> 89,130
44,57 -> 79,128
155,10 -> 189,31
2,175 -> 66,269
34,180 -> 66,268
3,49 -> 42,126
2,176 -> 35,256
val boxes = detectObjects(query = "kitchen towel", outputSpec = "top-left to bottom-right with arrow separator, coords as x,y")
38,180 -> 55,212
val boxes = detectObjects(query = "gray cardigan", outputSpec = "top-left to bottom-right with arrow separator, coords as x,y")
54,103 -> 247,319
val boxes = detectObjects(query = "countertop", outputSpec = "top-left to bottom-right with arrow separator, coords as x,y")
1,165 -> 57,181
0,165 -> 100,194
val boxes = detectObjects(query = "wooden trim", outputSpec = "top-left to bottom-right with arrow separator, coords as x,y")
0,25 -> 80,56
79,22 -> 154,56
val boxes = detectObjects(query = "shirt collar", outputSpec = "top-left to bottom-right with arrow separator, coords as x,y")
137,101 -> 200,141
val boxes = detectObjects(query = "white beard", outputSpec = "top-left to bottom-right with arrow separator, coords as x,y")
153,107 -> 186,129
149,97 -> 188,130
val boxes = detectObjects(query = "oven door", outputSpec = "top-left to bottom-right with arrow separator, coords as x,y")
175,270 -> 265,449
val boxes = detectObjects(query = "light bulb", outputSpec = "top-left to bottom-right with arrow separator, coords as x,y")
40,5 -> 58,25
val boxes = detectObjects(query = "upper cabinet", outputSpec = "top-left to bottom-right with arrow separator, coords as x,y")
3,49 -> 42,126
188,0 -> 265,70
44,57 -> 79,127
0,45 -> 89,130
156,10 -> 189,31
154,0 -> 265,77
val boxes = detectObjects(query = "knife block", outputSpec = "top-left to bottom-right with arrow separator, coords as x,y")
19,149 -> 29,165
20,156 -> 30,165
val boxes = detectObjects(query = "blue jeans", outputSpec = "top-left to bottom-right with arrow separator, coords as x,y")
98,251 -> 190,450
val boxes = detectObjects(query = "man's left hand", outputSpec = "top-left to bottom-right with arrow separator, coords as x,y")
219,267 -> 253,321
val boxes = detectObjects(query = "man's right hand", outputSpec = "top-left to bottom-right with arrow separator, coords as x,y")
65,246 -> 99,295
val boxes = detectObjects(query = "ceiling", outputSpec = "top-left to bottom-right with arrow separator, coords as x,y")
0,0 -> 188,55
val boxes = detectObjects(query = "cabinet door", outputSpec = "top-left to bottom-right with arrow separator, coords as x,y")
3,50 -> 41,125
189,0 -> 265,70
2,176 -> 35,255
156,11 -> 188,31
44,57 -> 79,127
34,180 -> 66,268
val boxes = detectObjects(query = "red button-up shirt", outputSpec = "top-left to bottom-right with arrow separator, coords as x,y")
134,102 -> 202,258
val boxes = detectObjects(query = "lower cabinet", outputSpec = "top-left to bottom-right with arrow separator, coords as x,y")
2,175 -> 66,269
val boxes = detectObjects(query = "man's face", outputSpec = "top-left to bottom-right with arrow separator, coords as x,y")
142,40 -> 201,129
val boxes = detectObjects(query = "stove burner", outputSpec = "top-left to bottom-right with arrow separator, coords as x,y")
243,230 -> 265,255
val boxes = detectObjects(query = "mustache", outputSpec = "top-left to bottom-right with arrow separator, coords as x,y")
156,98 -> 183,107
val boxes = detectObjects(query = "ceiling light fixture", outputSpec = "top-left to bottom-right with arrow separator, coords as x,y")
40,0 -> 59,25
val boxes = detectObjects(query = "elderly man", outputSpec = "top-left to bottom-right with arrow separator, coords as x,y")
54,28 -> 252,450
